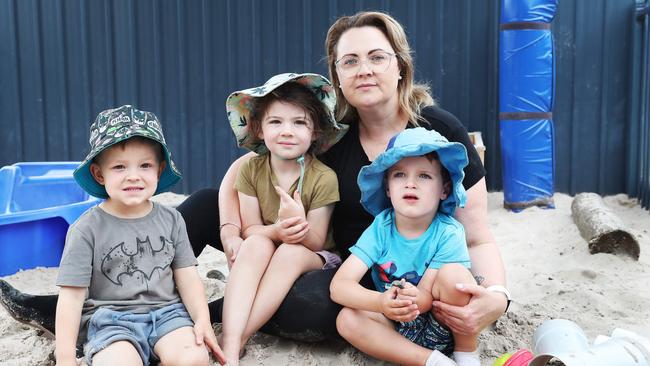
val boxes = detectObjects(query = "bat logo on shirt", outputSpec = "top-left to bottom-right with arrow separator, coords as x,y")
101,236 -> 174,286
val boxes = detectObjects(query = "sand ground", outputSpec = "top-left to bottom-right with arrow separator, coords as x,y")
1,192 -> 648,365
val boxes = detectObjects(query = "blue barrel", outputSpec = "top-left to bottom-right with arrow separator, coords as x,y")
499,0 -> 556,210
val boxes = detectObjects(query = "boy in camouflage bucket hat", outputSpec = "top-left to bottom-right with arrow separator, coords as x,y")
73,104 -> 181,198
56,105 -> 225,365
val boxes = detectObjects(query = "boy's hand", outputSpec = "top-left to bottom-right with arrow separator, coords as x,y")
380,286 -> 419,322
395,282 -> 420,322
275,187 -> 306,221
275,216 -> 309,244
193,320 -> 226,365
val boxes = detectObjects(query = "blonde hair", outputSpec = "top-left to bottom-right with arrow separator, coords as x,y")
325,11 -> 434,125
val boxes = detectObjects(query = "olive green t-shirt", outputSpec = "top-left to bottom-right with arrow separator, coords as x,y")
234,154 -> 339,250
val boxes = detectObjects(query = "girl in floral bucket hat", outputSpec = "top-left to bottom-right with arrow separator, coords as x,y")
331,128 -> 483,366
221,73 -> 348,365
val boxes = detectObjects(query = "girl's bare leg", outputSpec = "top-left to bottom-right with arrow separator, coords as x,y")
221,235 -> 275,365
91,341 -> 143,366
240,244 -> 323,344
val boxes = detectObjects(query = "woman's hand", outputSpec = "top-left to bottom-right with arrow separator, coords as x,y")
380,286 -> 419,323
432,283 -> 507,336
275,187 -> 306,221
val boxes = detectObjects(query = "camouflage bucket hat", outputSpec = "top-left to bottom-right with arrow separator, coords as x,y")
73,105 -> 182,199
226,72 -> 348,154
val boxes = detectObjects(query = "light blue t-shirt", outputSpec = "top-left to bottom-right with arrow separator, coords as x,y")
349,208 -> 470,292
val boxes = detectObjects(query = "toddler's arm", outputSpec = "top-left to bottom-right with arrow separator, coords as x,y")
396,269 -> 437,315
330,255 -> 419,322
174,266 -> 226,364
55,286 -> 86,365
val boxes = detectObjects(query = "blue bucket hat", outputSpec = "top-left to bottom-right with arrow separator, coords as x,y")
73,105 -> 182,199
358,127 -> 468,216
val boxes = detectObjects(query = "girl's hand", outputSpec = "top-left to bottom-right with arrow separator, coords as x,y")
193,320 -> 227,365
275,187 -> 306,221
275,216 -> 309,244
432,283 -> 506,336
380,286 -> 419,322
223,236 -> 243,269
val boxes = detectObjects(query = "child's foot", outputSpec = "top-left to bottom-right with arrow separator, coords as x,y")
453,350 -> 480,366
426,350 -> 457,366
0,279 -> 56,338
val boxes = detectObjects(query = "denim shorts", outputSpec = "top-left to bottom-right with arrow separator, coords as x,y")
395,312 -> 454,356
84,302 -> 194,366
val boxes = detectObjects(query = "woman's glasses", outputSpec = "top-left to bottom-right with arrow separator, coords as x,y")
335,50 -> 396,78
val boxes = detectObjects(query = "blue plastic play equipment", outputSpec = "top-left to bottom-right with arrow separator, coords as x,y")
499,0 -> 556,211
0,162 -> 101,276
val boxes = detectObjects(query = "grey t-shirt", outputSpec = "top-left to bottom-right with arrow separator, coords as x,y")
56,202 -> 197,333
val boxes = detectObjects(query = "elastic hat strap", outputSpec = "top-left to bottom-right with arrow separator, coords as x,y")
296,155 -> 305,193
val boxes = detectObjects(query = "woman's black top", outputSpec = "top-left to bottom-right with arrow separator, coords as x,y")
319,106 -> 486,256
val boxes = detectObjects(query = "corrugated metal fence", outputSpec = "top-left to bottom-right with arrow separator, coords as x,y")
0,0 -> 645,200
628,0 -> 650,208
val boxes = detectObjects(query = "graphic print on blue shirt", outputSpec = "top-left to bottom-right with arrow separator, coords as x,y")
375,261 -> 422,288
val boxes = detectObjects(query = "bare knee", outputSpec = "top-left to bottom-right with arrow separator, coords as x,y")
432,263 -> 475,306
159,346 -> 209,366
270,244 -> 320,273
336,307 -> 363,340
237,235 -> 275,261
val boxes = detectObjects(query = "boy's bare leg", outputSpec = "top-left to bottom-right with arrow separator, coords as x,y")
154,326 -> 209,366
221,235 -> 276,365
91,341 -> 143,366
431,263 -> 478,352
240,244 -> 323,344
337,308 -> 450,366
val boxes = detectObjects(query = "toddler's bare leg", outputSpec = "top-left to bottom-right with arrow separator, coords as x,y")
91,340 -> 143,366
431,263 -> 478,352
154,326 -> 209,366
337,307 -> 450,366
241,244 -> 323,344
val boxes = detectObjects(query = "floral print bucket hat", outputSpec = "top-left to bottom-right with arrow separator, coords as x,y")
226,72 -> 348,155
73,105 -> 182,199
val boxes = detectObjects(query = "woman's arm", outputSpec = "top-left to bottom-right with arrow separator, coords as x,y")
55,286 -> 86,365
219,152 -> 256,266
433,177 -> 508,335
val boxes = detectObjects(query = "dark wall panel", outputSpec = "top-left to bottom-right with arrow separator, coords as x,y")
0,0 -> 638,196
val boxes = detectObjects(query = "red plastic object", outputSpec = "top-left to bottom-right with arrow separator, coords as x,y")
503,349 -> 534,366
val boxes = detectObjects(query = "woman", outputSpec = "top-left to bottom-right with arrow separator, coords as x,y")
0,10 -> 507,353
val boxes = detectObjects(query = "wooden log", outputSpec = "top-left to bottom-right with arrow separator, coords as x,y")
571,193 -> 640,260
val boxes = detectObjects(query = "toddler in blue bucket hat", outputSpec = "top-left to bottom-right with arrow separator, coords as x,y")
56,105 -> 225,366
330,127 -> 481,366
